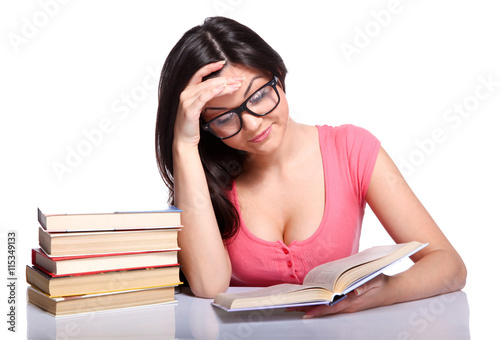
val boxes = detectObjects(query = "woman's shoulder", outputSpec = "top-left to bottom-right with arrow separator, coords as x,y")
316,124 -> 378,143
316,123 -> 368,133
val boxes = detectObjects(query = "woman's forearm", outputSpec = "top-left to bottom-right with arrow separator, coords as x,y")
386,248 -> 467,306
173,142 -> 232,298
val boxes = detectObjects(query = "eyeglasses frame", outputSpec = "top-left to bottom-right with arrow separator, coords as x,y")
201,75 -> 281,140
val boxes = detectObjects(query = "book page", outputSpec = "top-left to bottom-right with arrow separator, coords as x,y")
215,284 -> 307,304
303,243 -> 413,289
334,242 -> 426,293
214,284 -> 332,310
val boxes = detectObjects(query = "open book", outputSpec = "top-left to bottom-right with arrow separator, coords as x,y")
213,241 -> 427,311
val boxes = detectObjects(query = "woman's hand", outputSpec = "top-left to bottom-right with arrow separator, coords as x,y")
173,60 -> 244,148
287,274 -> 393,318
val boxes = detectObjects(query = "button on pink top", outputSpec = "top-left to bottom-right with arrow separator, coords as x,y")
225,125 -> 381,286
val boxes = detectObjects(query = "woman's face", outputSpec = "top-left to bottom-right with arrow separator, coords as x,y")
201,65 -> 289,155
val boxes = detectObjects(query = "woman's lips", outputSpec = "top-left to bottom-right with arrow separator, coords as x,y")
249,125 -> 272,143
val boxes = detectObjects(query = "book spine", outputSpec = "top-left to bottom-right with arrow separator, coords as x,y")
37,208 -> 47,229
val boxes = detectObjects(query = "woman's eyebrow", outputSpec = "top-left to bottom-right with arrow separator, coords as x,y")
203,107 -> 227,118
205,107 -> 226,111
243,76 -> 264,97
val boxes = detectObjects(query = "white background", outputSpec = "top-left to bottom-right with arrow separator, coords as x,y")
1,0 -> 499,338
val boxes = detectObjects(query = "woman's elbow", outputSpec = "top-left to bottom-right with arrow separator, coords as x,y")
190,280 -> 230,299
445,251 -> 467,292
455,257 -> 467,291
186,268 -> 231,298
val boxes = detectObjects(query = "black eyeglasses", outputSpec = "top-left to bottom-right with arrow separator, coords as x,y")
202,76 -> 280,139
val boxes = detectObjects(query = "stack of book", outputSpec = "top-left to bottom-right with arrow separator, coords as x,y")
26,207 -> 183,316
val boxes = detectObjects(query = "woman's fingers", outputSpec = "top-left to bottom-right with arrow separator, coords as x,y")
182,76 -> 244,116
196,76 -> 244,104
187,60 -> 226,86
174,58 -> 245,147
183,59 -> 245,114
180,77 -> 227,111
174,60 -> 244,145
353,274 -> 385,296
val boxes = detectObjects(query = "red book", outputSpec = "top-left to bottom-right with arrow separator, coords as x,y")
32,248 -> 179,276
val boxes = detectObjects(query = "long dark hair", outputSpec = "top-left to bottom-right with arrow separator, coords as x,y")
155,17 -> 287,240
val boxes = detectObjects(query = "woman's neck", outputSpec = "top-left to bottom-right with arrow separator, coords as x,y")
242,118 -> 315,180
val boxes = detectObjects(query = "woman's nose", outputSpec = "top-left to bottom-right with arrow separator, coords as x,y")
241,111 -> 263,132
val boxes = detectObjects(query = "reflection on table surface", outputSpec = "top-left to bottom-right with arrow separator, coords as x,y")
27,287 -> 470,339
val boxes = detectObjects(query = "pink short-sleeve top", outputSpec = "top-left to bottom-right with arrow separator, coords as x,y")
225,124 -> 381,286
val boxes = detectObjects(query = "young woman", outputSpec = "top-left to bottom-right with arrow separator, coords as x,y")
155,16 -> 466,318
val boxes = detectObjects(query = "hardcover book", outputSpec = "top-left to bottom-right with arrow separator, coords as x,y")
38,227 -> 181,256
26,265 -> 181,297
32,248 -> 179,276
27,286 -> 176,316
38,206 -> 182,232
213,242 -> 427,311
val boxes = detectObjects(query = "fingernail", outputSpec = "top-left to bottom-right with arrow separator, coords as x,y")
303,314 -> 314,319
231,76 -> 246,82
354,288 -> 361,296
218,60 -> 226,65
216,83 -> 227,90
228,82 -> 242,89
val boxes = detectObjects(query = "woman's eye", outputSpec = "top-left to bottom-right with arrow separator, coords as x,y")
249,87 -> 269,105
214,112 -> 237,127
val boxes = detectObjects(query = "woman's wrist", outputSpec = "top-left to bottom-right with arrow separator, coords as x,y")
381,274 -> 404,306
172,137 -> 199,156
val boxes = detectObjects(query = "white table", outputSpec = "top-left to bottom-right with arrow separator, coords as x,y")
27,287 -> 470,339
